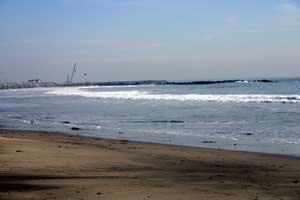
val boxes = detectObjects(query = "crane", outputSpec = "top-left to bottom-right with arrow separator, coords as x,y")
66,63 -> 79,84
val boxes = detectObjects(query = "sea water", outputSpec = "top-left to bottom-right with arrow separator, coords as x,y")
1,78 -> 300,156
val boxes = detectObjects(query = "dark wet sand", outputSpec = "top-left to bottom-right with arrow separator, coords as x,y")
0,129 -> 300,200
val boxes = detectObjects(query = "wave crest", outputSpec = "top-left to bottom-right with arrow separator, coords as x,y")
46,87 -> 300,104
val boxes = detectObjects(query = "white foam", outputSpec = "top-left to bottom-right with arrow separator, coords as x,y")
220,135 -> 239,141
46,87 -> 300,104
236,80 -> 249,83
271,138 -> 299,145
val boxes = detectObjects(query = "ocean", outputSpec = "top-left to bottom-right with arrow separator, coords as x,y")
1,78 -> 300,156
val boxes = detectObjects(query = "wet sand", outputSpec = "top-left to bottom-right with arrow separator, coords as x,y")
0,129 -> 300,200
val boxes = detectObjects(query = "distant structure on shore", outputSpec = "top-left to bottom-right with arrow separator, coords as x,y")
0,80 -> 57,90
66,63 -> 78,84
0,79 -> 274,90
27,79 -> 42,84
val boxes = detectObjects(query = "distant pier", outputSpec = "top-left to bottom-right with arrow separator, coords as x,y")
0,79 -> 274,90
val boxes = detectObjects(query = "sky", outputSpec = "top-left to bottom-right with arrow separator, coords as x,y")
0,0 -> 300,82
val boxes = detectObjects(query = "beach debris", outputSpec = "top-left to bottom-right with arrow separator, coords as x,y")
16,150 -> 22,153
120,140 -> 129,144
169,120 -> 184,123
151,120 -> 184,123
293,180 -> 299,184
96,192 -> 102,195
203,141 -> 217,144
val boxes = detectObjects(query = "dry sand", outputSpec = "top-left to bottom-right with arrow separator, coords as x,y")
0,129 -> 300,200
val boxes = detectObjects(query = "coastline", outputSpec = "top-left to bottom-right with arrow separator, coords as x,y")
1,129 -> 300,200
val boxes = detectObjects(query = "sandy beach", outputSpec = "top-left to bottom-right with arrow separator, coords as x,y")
0,129 -> 300,200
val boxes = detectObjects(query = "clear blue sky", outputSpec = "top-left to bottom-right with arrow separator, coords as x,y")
0,0 -> 300,82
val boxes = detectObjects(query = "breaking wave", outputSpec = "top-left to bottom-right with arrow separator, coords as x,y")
46,87 -> 300,104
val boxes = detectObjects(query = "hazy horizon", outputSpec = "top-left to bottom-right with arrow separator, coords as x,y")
1,0 -> 300,82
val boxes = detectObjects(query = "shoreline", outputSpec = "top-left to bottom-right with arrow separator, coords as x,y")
1,128 -> 299,159
1,129 -> 300,200
1,127 -> 299,159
